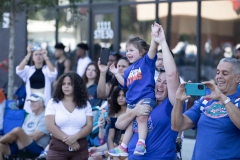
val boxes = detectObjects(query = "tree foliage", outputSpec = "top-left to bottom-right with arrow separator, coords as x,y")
0,0 -> 82,99
0,0 -> 82,22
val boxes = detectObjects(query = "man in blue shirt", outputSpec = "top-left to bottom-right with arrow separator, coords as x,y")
172,58 -> 240,159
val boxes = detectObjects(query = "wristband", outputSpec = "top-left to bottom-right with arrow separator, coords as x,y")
223,97 -> 231,105
101,151 -> 106,158
44,57 -> 49,61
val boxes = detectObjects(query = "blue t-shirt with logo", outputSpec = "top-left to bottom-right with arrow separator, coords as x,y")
128,98 -> 185,160
121,54 -> 156,105
184,90 -> 240,160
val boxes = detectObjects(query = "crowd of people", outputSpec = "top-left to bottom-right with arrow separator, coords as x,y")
0,22 -> 240,160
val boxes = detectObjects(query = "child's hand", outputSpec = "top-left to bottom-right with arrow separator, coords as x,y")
152,25 -> 166,44
109,63 -> 119,75
151,22 -> 160,36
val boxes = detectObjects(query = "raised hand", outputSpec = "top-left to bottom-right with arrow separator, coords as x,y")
98,58 -> 109,73
26,45 -> 32,55
176,83 -> 191,101
151,22 -> 160,36
152,25 -> 166,44
109,63 -> 119,75
42,49 -> 48,59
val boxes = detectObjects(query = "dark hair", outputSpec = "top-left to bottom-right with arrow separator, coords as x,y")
236,47 -> 240,52
30,50 -> 46,66
53,72 -> 88,109
157,49 -> 174,58
110,52 -> 122,62
117,57 -> 131,66
108,87 -> 127,117
82,62 -> 100,85
126,36 -> 150,55
77,43 -> 89,50
55,43 -> 65,50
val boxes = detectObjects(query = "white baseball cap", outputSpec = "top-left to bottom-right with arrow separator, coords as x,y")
27,92 -> 45,103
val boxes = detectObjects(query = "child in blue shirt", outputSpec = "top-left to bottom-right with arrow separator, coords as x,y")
108,22 -> 161,156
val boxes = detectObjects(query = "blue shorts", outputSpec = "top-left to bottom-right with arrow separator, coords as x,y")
9,141 -> 44,155
127,98 -> 156,109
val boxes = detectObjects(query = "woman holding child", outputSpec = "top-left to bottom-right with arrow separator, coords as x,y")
109,23 -> 182,160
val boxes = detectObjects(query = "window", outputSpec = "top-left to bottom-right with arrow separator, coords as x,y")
120,4 -> 155,53
201,0 -> 240,81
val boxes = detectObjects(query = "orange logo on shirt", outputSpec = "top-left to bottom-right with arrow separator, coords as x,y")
127,68 -> 142,86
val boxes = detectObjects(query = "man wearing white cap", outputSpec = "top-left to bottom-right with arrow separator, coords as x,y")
0,92 -> 50,159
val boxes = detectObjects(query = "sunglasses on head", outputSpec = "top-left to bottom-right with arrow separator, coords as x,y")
30,94 -> 42,100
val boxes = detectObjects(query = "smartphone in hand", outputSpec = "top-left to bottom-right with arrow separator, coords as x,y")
100,48 -> 110,65
185,83 -> 206,96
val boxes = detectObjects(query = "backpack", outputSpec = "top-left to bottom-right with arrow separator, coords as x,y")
3,100 -> 26,135
87,106 -> 101,147
87,106 -> 108,147
14,85 -> 26,109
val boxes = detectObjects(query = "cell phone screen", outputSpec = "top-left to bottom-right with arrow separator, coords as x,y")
100,48 -> 110,65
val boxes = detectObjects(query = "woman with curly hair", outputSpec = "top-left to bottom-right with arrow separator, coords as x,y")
108,87 -> 127,160
45,72 -> 93,160
82,62 -> 102,107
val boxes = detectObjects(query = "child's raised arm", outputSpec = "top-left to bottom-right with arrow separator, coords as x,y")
148,22 -> 160,59
109,63 -> 124,86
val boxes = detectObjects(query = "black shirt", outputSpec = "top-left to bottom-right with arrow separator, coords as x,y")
29,68 -> 45,89
57,59 -> 66,79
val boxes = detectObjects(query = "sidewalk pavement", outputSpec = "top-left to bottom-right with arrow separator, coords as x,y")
181,138 -> 196,160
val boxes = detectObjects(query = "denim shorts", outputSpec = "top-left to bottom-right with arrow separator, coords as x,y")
9,141 -> 43,155
127,98 -> 156,109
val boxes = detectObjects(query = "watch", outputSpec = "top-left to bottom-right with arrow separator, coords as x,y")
101,151 -> 106,159
223,97 -> 231,105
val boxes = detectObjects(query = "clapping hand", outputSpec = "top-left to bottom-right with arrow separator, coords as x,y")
109,63 -> 119,75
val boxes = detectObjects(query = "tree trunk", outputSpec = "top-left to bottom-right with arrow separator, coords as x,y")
7,5 -> 15,100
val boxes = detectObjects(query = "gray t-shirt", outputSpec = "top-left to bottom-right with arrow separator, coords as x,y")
22,110 -> 50,148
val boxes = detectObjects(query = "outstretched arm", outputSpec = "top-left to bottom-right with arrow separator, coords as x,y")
152,24 -> 180,105
97,59 -> 111,99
